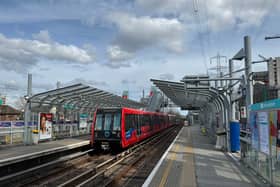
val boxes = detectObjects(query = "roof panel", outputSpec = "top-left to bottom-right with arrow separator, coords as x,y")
29,83 -> 145,110
151,79 -> 212,109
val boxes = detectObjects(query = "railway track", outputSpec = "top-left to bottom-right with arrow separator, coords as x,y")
0,125 -> 181,187
59,125 -> 181,187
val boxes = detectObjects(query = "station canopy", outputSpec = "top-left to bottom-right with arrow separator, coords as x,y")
151,79 -> 213,111
29,83 -> 145,112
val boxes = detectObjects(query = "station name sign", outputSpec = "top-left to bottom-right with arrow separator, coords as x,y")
250,99 -> 280,111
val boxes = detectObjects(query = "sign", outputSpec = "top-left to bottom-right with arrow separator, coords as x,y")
12,121 -> 25,127
63,104 -> 75,110
79,113 -> 88,128
258,112 -> 269,155
0,96 -> 6,105
0,121 -> 11,127
241,106 -> 246,118
250,99 -> 280,111
39,113 -> 52,140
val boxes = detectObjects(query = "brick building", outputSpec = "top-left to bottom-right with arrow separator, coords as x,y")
0,105 -> 22,121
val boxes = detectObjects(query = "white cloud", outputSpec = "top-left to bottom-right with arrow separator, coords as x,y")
0,79 -> 53,92
121,79 -> 137,84
32,30 -> 52,43
107,45 -> 133,61
136,0 -> 188,13
0,80 -> 21,91
65,78 -> 108,88
159,73 -> 174,80
107,12 -> 185,62
136,0 -> 280,31
105,60 -> 131,69
0,31 -> 95,73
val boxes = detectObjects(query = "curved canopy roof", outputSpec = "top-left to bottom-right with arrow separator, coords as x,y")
28,83 -> 145,111
151,79 -> 219,110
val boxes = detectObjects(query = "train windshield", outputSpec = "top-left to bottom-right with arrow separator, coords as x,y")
94,109 -> 122,131
113,113 -> 121,131
95,114 -> 103,130
104,114 -> 112,131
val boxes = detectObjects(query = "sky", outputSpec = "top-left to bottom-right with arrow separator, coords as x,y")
0,0 -> 280,107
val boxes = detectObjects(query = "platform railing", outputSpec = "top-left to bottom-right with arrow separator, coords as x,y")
0,121 -> 32,145
0,121 -> 91,145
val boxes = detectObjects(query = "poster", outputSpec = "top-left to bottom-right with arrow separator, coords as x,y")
277,111 -> 280,146
258,112 -> 269,155
250,112 -> 259,150
39,113 -> 52,140
277,111 -> 280,160
79,114 -> 88,128
269,111 -> 277,158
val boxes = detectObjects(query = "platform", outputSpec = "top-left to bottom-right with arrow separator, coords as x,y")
143,125 -> 264,187
0,135 -> 90,167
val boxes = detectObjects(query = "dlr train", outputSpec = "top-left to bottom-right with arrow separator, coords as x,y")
90,107 -> 176,150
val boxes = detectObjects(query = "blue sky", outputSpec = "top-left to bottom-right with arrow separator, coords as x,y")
0,0 -> 280,107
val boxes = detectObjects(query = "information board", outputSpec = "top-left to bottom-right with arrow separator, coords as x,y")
250,112 -> 259,150
79,114 -> 88,128
258,112 -> 269,155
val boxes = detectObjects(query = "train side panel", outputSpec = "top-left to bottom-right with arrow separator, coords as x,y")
91,107 -> 178,150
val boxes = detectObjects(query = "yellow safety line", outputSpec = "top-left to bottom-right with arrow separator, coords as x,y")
186,128 -> 196,187
158,143 -> 180,187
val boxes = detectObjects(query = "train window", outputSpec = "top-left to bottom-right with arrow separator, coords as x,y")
125,114 -> 138,131
136,114 -> 141,135
104,114 -> 112,131
95,114 -> 103,130
140,115 -> 145,127
143,115 -> 150,127
125,115 -> 130,131
113,113 -> 121,131
155,115 -> 160,125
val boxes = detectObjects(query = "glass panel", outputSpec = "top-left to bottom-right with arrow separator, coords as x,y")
125,115 -> 131,131
104,114 -> 112,131
258,152 -> 270,181
95,114 -> 103,130
113,113 -> 121,131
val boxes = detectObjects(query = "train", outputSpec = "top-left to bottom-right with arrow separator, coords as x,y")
90,107 -> 177,150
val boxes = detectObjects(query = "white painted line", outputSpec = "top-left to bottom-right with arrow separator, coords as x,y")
142,126 -> 184,187
226,152 -> 240,166
0,140 -> 89,164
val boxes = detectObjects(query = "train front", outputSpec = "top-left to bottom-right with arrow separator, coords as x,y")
91,108 -> 122,150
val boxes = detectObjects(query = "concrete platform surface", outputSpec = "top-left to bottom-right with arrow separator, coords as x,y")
143,125 -> 260,187
0,135 -> 90,166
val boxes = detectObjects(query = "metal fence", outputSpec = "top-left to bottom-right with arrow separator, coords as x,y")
0,121 -> 91,145
240,99 -> 280,186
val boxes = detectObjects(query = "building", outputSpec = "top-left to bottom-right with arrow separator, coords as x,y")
0,105 -> 22,121
253,71 -> 278,103
0,95 -> 6,105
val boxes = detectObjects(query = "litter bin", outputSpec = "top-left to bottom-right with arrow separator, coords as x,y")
230,120 -> 240,152
32,129 -> 39,144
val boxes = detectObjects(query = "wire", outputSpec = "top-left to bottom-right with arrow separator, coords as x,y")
202,0 -> 211,51
253,0 -> 276,43
193,0 -> 208,74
